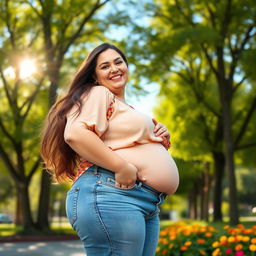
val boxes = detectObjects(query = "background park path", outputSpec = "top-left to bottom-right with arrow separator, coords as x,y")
0,240 -> 85,256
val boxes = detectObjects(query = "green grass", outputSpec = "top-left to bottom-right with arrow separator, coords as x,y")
1,219 -> 256,237
0,221 -> 76,237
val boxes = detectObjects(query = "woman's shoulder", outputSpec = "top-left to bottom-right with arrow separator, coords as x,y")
80,85 -> 115,106
88,85 -> 114,97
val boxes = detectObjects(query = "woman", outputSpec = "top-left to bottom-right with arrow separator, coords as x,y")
41,43 -> 179,256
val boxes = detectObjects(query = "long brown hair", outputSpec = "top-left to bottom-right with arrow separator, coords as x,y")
40,43 -> 128,182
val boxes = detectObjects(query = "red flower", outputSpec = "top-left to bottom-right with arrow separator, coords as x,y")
235,251 -> 244,256
226,248 -> 232,254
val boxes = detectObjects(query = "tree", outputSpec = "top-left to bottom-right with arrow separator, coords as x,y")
127,0 -> 256,224
0,0 -> 112,230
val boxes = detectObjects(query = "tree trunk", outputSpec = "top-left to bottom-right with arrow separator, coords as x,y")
223,99 -> 239,224
188,182 -> 198,219
15,192 -> 23,225
37,67 -> 59,229
200,163 -> 210,221
212,151 -> 225,222
16,181 -> 34,229
36,170 -> 52,229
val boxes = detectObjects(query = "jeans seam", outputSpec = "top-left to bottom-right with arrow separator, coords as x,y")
93,183 -> 115,254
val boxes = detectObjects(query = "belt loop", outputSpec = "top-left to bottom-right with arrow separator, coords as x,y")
93,165 -> 98,174
137,181 -> 142,188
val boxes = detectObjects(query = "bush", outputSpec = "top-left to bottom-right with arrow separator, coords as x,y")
156,221 -> 256,256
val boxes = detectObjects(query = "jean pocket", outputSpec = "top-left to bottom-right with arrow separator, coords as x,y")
66,187 -> 80,227
100,177 -> 137,191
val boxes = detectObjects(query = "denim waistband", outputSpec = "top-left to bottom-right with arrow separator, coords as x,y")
87,165 -> 167,199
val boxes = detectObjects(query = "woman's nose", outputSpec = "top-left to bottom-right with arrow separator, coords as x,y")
110,65 -> 118,73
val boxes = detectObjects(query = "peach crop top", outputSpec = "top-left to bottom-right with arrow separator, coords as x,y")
65,86 -> 171,178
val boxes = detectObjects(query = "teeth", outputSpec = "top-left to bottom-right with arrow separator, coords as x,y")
111,75 -> 121,79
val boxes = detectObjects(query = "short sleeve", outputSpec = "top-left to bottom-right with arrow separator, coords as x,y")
74,86 -> 114,137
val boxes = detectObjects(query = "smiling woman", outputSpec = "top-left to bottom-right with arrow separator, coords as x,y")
40,43 -> 178,256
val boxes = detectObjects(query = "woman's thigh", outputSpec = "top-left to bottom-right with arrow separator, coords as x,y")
66,170 -> 146,256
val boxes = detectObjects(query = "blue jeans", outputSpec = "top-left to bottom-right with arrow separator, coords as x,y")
66,165 -> 167,256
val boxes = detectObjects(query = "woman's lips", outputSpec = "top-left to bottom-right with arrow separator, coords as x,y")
110,74 -> 122,81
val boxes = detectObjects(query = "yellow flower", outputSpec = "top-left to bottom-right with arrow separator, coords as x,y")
212,248 -> 221,256
251,238 -> 256,244
235,244 -> 243,251
212,241 -> 220,248
249,244 -> 256,252
169,243 -> 174,249
156,247 -> 160,252
242,236 -> 250,242
184,241 -> 192,246
228,236 -> 235,243
200,250 -> 206,255
236,235 -> 243,241
220,236 -> 227,242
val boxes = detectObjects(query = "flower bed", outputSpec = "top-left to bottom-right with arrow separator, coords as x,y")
156,222 -> 256,256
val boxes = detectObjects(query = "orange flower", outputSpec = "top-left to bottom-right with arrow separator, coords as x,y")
162,249 -> 167,255
160,230 -> 167,236
251,238 -> 256,244
197,239 -> 205,244
235,244 -> 243,251
205,232 -> 212,237
180,246 -> 188,251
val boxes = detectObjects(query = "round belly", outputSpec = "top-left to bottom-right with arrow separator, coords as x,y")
114,143 -> 179,195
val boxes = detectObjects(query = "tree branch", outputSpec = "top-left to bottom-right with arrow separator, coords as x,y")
232,75 -> 247,94
21,77 -> 44,119
60,0 -> 110,56
236,142 -> 256,151
201,44 -> 219,77
0,142 -> 22,182
0,116 -> 16,146
174,0 -> 195,26
28,155 -> 41,182
234,97 -> 256,148
229,25 -> 255,85
25,0 -> 42,18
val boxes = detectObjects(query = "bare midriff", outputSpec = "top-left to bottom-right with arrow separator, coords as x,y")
114,142 -> 179,195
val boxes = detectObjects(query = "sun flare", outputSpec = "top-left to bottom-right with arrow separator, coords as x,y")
20,59 -> 36,79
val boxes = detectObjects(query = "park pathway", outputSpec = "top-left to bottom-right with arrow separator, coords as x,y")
0,240 -> 85,256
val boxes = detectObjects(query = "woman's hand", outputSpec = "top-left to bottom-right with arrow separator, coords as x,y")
153,122 -> 170,140
152,119 -> 171,149
114,163 -> 144,189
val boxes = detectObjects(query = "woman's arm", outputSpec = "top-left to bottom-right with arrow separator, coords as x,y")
64,123 -> 126,172
64,122 -> 143,188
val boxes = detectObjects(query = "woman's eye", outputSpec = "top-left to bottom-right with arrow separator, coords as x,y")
101,66 -> 109,69
116,60 -> 123,65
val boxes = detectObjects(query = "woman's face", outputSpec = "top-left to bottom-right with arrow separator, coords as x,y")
95,49 -> 128,96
